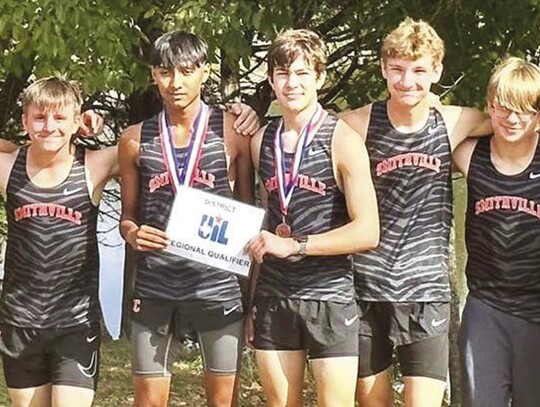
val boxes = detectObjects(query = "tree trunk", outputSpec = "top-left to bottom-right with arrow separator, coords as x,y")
448,177 -> 468,406
448,228 -> 463,406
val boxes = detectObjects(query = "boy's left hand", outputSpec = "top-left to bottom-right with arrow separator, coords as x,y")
228,102 -> 260,137
80,110 -> 104,136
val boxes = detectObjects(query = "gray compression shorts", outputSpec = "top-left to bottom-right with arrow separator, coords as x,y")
131,318 -> 243,376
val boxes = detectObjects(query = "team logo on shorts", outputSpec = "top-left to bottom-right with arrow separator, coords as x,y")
344,315 -> 359,326
132,298 -> 141,313
198,214 -> 229,245
77,350 -> 98,378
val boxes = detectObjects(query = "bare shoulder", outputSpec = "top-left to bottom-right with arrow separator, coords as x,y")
437,104 -> 462,121
0,149 -> 20,196
250,125 -> 268,170
251,124 -> 267,145
118,122 -> 143,163
334,118 -> 365,146
332,118 -> 369,168
0,148 -> 20,168
453,137 -> 479,177
338,104 -> 373,140
120,122 -> 143,145
86,145 -> 119,177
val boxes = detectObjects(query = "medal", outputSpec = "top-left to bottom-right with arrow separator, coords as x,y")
159,101 -> 210,192
275,222 -> 292,238
273,103 -> 327,235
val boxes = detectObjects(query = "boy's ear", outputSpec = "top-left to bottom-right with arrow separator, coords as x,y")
432,62 -> 443,84
201,63 -> 210,83
268,74 -> 275,90
380,59 -> 388,79
73,111 -> 82,128
21,113 -> 28,132
150,66 -> 158,82
316,71 -> 327,89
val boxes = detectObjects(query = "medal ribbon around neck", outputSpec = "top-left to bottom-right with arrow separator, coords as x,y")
274,103 -> 328,218
159,101 -> 210,193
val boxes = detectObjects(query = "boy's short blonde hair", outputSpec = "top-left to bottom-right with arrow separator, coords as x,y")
21,76 -> 83,114
487,57 -> 540,113
382,17 -> 445,65
267,29 -> 327,78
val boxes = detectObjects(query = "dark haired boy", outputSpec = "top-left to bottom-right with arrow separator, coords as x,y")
119,30 -> 255,407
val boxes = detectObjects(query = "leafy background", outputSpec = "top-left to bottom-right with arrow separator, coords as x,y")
0,1 -> 537,405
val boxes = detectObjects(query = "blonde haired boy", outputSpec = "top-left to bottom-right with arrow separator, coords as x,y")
341,17 -> 490,407
0,76 -> 118,407
453,57 -> 540,407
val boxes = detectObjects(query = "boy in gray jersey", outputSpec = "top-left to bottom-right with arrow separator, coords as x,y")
453,57 -> 540,407
0,77 -> 118,407
119,31 -> 255,407
246,29 -> 379,407
341,18 -> 492,407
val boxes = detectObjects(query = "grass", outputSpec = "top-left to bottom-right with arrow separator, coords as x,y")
94,339 -> 318,406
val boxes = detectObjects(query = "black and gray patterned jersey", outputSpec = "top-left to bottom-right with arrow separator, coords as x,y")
466,136 -> 540,323
135,108 -> 241,302
256,113 -> 355,303
354,101 -> 452,302
1,146 -> 100,328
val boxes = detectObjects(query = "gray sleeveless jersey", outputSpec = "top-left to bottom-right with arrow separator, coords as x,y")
1,146 -> 100,328
466,136 -> 540,323
354,102 -> 452,302
257,113 -> 355,303
134,108 -> 241,302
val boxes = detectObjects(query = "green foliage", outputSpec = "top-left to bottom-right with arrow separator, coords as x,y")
0,0 -> 149,94
0,0 -> 537,126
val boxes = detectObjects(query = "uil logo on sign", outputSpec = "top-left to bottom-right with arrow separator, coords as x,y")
198,214 -> 230,245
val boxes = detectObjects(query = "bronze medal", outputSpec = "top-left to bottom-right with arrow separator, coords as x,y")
275,222 -> 292,238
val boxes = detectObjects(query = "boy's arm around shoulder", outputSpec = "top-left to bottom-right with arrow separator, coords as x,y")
437,105 -> 491,151
339,104 -> 373,141
85,144 -> 119,205
0,139 -> 19,154
223,111 -> 255,204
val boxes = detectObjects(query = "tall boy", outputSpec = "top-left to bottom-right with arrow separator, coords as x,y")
341,18 -> 490,406
453,57 -> 540,407
119,30 -> 254,407
0,77 -> 118,407
246,29 -> 379,407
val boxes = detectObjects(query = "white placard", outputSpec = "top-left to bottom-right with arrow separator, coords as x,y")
165,186 -> 265,277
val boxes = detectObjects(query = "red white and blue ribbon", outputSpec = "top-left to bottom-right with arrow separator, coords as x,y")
159,101 -> 210,193
274,103 -> 328,217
